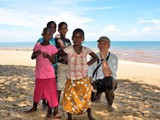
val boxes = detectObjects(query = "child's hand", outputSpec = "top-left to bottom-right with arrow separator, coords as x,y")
55,34 -> 61,39
42,52 -> 49,58
36,50 -> 41,56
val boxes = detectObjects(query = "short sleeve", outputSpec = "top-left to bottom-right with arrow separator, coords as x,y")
85,47 -> 93,54
33,43 -> 39,52
51,46 -> 58,55
37,38 -> 44,43
64,46 -> 70,54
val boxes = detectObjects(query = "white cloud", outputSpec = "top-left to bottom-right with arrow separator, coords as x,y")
141,27 -> 151,32
98,23 -> 160,41
0,0 -> 91,30
98,25 -> 121,40
0,6 -> 94,42
99,25 -> 120,34
0,29 -> 40,42
120,28 -> 140,37
139,20 -> 160,25
0,8 -> 45,30
79,6 -> 117,12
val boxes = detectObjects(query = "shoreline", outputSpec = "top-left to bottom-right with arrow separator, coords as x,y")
0,40 -> 160,65
0,49 -> 160,66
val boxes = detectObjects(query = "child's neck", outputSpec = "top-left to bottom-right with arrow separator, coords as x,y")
41,41 -> 50,46
60,35 -> 66,39
73,45 -> 82,55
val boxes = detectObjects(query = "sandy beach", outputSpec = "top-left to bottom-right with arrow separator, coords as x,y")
0,50 -> 160,120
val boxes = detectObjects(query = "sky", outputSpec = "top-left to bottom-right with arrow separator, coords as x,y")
0,0 -> 160,42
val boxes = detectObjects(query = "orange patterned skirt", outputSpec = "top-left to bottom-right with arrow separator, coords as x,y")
62,76 -> 92,114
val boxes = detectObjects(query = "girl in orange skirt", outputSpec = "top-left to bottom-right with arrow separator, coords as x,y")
61,28 -> 98,120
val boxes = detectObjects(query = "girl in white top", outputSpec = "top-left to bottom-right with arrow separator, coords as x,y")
62,28 -> 98,120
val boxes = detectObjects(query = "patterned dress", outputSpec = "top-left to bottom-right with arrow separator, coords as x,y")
62,45 -> 93,114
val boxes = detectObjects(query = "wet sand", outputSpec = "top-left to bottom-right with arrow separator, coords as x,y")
0,50 -> 160,120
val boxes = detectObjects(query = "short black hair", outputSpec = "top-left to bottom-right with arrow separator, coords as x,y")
42,27 -> 50,34
72,28 -> 84,37
58,22 -> 68,29
47,21 -> 57,28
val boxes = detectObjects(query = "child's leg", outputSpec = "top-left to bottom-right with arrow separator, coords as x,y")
87,108 -> 95,120
67,112 -> 72,120
46,107 -> 52,118
26,101 -> 38,113
56,90 -> 61,114
57,90 -> 61,103
53,106 -> 61,119
53,106 -> 58,116
46,102 -> 52,118
42,99 -> 47,109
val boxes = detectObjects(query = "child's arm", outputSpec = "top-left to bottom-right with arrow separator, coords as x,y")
42,52 -> 56,64
31,50 -> 41,60
57,39 -> 66,50
87,52 -> 98,66
55,34 -> 66,50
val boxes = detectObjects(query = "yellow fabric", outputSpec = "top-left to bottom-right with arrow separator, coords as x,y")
62,76 -> 92,114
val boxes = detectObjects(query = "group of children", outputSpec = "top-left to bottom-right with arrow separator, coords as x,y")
27,21 -> 98,120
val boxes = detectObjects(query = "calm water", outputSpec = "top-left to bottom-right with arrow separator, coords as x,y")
84,41 -> 160,65
0,41 -> 160,64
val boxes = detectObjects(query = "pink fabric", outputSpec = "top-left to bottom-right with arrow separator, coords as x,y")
64,45 -> 92,80
33,43 -> 58,79
34,78 -> 58,107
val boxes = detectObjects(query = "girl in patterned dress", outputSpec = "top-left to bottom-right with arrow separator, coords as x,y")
62,28 -> 98,120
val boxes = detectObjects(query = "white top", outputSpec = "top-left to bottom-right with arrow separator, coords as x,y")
88,52 -> 118,80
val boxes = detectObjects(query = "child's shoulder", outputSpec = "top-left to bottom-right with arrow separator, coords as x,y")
110,52 -> 118,60
65,45 -> 73,50
64,38 -> 71,44
64,45 -> 73,53
82,46 -> 92,50
35,42 -> 41,46
49,43 -> 56,48
33,42 -> 41,50
65,38 -> 70,41
37,37 -> 43,43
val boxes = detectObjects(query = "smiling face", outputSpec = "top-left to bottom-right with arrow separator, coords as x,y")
72,28 -> 85,46
98,40 -> 110,52
42,28 -> 52,42
72,32 -> 84,46
49,23 -> 56,36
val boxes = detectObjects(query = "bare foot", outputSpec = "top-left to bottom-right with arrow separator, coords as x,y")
107,106 -> 114,112
53,115 -> 61,120
26,107 -> 37,113
94,99 -> 101,103
46,107 -> 52,118
53,112 -> 61,119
